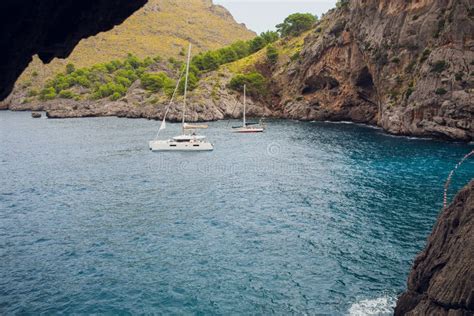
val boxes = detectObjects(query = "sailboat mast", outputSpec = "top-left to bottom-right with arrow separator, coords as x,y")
182,44 -> 192,134
243,84 -> 246,127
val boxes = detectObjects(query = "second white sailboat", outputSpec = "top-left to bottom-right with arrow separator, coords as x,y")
232,85 -> 265,133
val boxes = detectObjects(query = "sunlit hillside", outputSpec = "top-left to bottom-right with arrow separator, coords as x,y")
17,0 -> 255,87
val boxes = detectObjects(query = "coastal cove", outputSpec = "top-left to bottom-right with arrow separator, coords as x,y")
1,111 -> 473,314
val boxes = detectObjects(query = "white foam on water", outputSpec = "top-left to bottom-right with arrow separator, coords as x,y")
348,295 -> 396,316
321,120 -> 383,130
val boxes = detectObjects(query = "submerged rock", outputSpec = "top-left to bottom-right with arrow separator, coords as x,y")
31,112 -> 41,118
395,180 -> 474,315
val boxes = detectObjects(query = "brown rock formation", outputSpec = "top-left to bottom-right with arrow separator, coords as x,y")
7,70 -> 270,122
274,0 -> 473,141
0,0 -> 147,100
4,0 -> 473,142
395,180 -> 474,315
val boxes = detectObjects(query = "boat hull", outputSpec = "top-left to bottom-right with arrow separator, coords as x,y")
149,140 -> 214,151
233,127 -> 264,133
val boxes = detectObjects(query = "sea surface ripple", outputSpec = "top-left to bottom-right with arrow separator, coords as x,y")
1,111 -> 472,314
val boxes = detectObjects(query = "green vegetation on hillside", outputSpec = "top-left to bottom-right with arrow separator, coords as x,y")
191,31 -> 279,73
140,73 -> 175,94
38,54 -> 176,101
276,13 -> 318,37
228,73 -> 267,97
33,11 -> 319,104
336,0 -> 350,9
17,0 -> 256,89
266,45 -> 279,64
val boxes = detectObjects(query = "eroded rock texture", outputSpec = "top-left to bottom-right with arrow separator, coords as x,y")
0,0 -> 146,100
395,180 -> 474,315
3,0 -> 473,142
276,0 -> 474,141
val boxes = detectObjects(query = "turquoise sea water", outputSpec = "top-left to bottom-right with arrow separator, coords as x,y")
1,111 -> 473,314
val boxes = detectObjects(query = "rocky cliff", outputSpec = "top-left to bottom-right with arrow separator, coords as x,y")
193,0 -> 473,140
395,180 -> 474,315
271,0 -> 473,141
4,0 -> 473,141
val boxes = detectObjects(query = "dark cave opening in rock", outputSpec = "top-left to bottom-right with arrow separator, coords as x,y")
355,66 -> 374,88
302,75 -> 340,95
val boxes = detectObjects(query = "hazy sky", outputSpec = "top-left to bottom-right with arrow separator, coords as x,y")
214,0 -> 337,34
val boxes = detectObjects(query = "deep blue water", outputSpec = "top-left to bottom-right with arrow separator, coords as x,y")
1,111 -> 472,315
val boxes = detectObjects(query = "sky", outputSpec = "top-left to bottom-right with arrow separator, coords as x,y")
214,0 -> 337,34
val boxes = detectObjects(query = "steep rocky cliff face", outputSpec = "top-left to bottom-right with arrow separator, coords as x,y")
395,180 -> 474,315
274,0 -> 473,141
188,0 -> 473,140
5,0 -> 473,141
0,0 -> 147,101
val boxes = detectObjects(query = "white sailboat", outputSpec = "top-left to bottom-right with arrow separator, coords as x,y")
149,45 -> 214,151
232,84 -> 265,133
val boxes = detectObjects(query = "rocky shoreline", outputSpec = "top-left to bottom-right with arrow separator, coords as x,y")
5,0 -> 473,142
2,100 -> 472,143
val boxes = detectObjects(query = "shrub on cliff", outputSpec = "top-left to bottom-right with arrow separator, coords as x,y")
125,53 -> 142,69
114,75 -> 131,88
48,74 -> 73,93
229,41 -> 251,59
110,92 -> 122,101
277,13 -> 317,37
141,72 -> 175,93
431,60 -> 448,73
218,47 -> 239,64
247,32 -> 279,54
39,87 -> 57,101
168,57 -> 183,70
291,52 -> 300,61
27,89 -> 39,97
65,63 -> 76,74
405,87 -> 415,99
114,69 -> 139,83
435,88 -> 447,95
58,90 -> 76,99
194,51 -> 221,71
249,36 -> 266,53
455,72 -> 463,81
329,20 -> 346,37
266,45 -> 279,64
228,72 -> 267,96
178,72 -> 199,95
192,32 -> 279,73
420,48 -> 431,63
260,31 -> 279,44
336,0 -> 350,9
71,74 -> 92,88
93,82 -> 127,100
